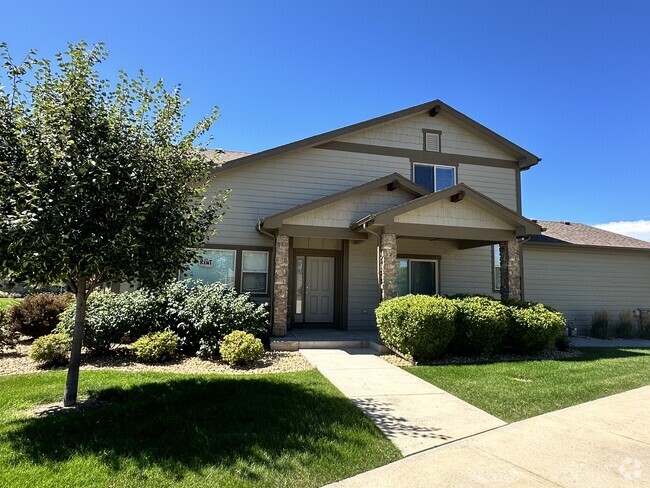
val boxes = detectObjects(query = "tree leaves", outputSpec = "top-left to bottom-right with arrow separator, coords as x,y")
0,41 -> 227,291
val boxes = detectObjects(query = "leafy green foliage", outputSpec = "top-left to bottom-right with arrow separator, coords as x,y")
29,333 -> 72,366
5,292 -> 73,338
0,42 -> 227,290
57,281 -> 269,357
452,296 -> 510,356
506,304 -> 565,353
0,309 -> 18,351
131,331 -> 179,363
376,295 -> 456,361
615,311 -> 635,339
219,331 -> 264,365
591,310 -> 610,338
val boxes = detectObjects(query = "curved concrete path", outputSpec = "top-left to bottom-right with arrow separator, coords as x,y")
329,386 -> 650,487
300,348 -> 505,456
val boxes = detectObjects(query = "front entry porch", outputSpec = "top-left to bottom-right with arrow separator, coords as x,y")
271,329 -> 389,353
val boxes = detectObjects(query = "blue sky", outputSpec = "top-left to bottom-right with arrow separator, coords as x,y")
4,0 -> 650,238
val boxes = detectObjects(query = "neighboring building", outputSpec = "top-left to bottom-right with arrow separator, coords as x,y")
180,100 -> 649,335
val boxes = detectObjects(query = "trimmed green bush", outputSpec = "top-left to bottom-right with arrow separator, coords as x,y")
132,331 -> 179,363
30,333 -> 71,366
506,303 -> 565,353
219,330 -> 264,365
376,295 -> 456,361
452,297 -> 509,356
615,311 -> 635,339
57,281 -> 269,357
6,292 -> 73,338
591,310 -> 609,338
0,309 -> 18,351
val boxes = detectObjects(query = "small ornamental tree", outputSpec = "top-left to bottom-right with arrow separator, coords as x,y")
0,42 -> 228,406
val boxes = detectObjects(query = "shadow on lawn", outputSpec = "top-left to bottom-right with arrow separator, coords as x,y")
420,347 -> 650,368
6,375 -> 379,483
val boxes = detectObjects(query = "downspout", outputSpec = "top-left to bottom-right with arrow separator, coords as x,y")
363,222 -> 383,303
257,220 -> 276,332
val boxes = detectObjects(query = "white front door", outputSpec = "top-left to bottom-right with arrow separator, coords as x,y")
305,256 -> 335,323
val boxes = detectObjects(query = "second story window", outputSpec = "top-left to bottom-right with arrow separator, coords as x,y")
413,163 -> 456,192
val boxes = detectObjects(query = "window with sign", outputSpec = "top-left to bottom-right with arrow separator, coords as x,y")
183,249 -> 236,287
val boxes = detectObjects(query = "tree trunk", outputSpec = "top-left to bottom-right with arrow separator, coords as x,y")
63,276 -> 87,407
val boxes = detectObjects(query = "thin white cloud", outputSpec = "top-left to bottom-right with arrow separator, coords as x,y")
595,220 -> 650,242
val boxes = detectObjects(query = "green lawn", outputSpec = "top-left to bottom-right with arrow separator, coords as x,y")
0,298 -> 20,311
0,370 -> 400,488
406,347 -> 650,422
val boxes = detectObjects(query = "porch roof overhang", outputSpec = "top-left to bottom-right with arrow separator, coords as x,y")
258,173 -> 428,236
350,183 -> 544,244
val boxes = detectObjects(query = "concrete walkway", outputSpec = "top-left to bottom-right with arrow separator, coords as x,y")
300,348 -> 505,456
329,386 -> 650,487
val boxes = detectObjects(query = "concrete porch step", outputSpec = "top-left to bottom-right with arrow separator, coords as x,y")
270,329 -> 390,354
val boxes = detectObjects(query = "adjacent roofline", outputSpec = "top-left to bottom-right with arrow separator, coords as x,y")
260,173 -> 429,229
523,241 -> 650,254
351,183 -> 543,236
211,99 -> 541,175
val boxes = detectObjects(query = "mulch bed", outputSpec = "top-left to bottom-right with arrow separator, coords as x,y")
0,340 -> 313,376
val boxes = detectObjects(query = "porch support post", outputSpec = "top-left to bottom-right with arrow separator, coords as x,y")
379,233 -> 398,301
272,234 -> 290,336
499,240 -> 522,300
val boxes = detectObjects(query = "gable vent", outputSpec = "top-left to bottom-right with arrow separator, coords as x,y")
424,131 -> 440,152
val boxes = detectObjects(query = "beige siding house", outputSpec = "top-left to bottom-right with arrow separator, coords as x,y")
184,100 -> 650,336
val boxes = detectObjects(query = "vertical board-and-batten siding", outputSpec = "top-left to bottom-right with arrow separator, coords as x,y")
523,246 -> 650,333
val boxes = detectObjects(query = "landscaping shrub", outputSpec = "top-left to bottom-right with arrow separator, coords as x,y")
376,295 -> 456,361
445,293 -> 496,301
615,311 -> 635,339
57,281 -> 269,357
219,330 -> 264,365
57,289 -> 167,354
555,334 -> 572,351
506,304 -> 565,353
6,292 -> 73,338
132,331 -> 179,363
639,312 -> 650,340
0,310 -> 18,351
591,310 -> 609,338
29,333 -> 72,366
451,297 -> 509,356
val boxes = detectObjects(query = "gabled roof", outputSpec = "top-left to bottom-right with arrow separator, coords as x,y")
352,183 -> 543,237
528,220 -> 650,251
210,99 -> 541,175
260,173 -> 428,229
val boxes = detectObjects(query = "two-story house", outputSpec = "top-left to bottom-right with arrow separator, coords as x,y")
183,100 -> 650,336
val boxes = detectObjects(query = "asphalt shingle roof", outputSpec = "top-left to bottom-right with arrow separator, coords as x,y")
204,149 -> 251,165
529,220 -> 650,250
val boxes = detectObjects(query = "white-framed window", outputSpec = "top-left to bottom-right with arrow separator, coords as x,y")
396,259 -> 439,296
413,163 -> 456,192
184,249 -> 236,287
493,244 -> 501,291
242,250 -> 269,294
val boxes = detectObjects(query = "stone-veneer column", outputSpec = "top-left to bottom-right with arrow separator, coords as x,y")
272,234 -> 290,336
379,233 -> 398,301
500,240 -> 522,300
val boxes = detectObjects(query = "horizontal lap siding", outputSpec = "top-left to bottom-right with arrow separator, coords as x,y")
348,240 -> 379,330
207,148 -> 411,246
396,240 -> 498,297
458,164 -> 518,211
523,246 -> 650,333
